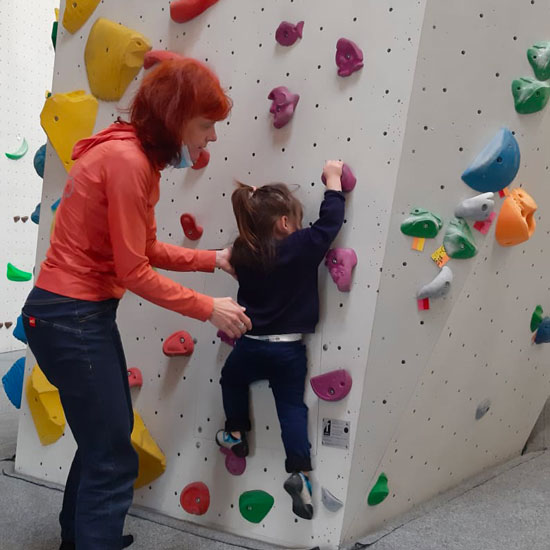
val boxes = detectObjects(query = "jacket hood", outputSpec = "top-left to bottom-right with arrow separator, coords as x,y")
71,122 -> 141,161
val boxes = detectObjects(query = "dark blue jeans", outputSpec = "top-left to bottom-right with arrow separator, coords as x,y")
220,336 -> 312,473
22,287 -> 138,550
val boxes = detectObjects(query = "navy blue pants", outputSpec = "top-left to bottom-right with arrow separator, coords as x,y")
22,287 -> 138,550
220,336 -> 312,473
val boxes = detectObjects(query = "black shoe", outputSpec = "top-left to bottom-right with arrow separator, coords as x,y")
60,534 -> 134,549
283,472 -> 314,520
215,429 -> 249,458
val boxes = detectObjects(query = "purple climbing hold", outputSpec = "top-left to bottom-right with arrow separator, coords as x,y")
220,447 -> 246,476
325,248 -> 357,292
268,86 -> 300,129
310,369 -> 352,401
322,163 -> 357,192
275,20 -> 304,47
335,38 -> 364,77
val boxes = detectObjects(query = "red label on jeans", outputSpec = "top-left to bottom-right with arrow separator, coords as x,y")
29,317 -> 36,327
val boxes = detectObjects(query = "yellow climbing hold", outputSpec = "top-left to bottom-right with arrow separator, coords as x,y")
85,18 -> 151,101
62,0 -> 100,34
26,364 -> 65,446
40,91 -> 98,172
131,411 -> 166,489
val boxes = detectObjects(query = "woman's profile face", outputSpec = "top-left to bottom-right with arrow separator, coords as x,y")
182,116 -> 218,162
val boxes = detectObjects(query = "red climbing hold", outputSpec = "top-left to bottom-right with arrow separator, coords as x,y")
127,367 -> 143,389
170,0 -> 220,23
163,331 -> 195,357
180,213 -> 203,241
144,50 -> 185,69
310,369 -> 352,401
180,481 -> 210,515
192,149 -> 210,170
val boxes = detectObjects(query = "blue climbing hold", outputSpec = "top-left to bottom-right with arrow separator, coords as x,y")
535,317 -> 550,344
31,203 -> 41,225
13,314 -> 27,344
2,357 -> 25,409
461,128 -> 520,193
51,198 -> 61,212
33,144 -> 47,178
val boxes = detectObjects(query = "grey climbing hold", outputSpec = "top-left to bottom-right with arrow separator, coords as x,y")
417,266 -> 453,300
476,399 -> 491,420
454,192 -> 495,221
321,487 -> 343,512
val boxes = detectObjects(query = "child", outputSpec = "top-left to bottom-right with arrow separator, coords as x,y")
216,161 -> 345,520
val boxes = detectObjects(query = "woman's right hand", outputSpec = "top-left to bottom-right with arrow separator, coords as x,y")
209,297 -> 252,339
322,160 -> 344,191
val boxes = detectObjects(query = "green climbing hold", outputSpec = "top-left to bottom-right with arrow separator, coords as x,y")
7,263 -> 32,282
51,20 -> 58,50
400,208 -> 443,239
239,490 -> 274,523
512,77 -> 550,114
528,42 -> 550,81
368,473 -> 389,506
5,138 -> 28,160
531,305 -> 544,332
443,218 -> 477,259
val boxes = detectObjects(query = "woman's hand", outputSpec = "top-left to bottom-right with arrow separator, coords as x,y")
322,160 -> 344,191
209,297 -> 252,339
215,247 -> 236,279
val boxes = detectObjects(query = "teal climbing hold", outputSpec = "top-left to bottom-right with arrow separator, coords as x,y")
400,208 -> 443,239
531,305 -> 544,333
443,218 -> 477,259
5,138 -> 28,160
31,203 -> 41,225
368,473 -> 389,506
535,317 -> 550,344
51,198 -> 61,212
512,77 -> 550,114
34,144 -> 47,178
528,42 -> 550,81
239,490 -> 274,523
7,263 -> 32,282
2,357 -> 25,409
13,314 -> 27,344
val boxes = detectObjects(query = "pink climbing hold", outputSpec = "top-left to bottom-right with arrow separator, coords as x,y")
163,330 -> 195,357
127,367 -> 143,389
220,447 -> 246,476
180,482 -> 210,515
322,163 -> 357,192
335,38 -> 364,77
325,248 -> 358,292
275,21 -> 304,47
180,213 -> 203,240
217,330 -> 236,347
310,369 -> 352,401
170,0 -> 220,23
192,149 -> 210,170
143,50 -> 185,69
268,86 -> 300,129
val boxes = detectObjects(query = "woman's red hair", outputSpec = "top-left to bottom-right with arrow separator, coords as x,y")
129,57 -> 232,167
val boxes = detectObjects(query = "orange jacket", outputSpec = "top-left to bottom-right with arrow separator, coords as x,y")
36,122 -> 215,321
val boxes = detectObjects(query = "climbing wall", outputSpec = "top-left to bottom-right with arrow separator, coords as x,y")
13,0 -> 550,549
0,0 -> 58,352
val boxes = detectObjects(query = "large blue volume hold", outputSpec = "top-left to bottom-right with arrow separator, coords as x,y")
13,314 -> 27,344
461,128 -> 520,193
2,357 -> 25,409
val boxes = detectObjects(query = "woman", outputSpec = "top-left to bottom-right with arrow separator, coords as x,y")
22,58 -> 251,550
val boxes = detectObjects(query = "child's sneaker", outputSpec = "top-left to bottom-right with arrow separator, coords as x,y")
283,472 -> 314,520
215,429 -> 249,458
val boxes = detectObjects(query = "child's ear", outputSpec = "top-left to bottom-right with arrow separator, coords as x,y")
274,216 -> 289,235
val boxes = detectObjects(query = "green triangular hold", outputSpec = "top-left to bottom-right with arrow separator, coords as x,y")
5,138 -> 28,160
368,473 -> 389,506
531,305 -> 544,332
239,490 -> 274,523
51,20 -> 58,50
7,263 -> 32,282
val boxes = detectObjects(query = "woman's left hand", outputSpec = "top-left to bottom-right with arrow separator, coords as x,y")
215,247 -> 236,278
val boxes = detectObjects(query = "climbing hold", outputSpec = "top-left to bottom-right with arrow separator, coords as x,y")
163,330 -> 195,357
239,490 -> 274,523
85,18 -> 152,101
192,149 -> 210,170
5,138 -> 28,160
180,213 -> 203,241
217,330 -> 236,347
335,38 -> 364,77
13,216 -> 20,223
321,487 -> 343,512
220,447 -> 246,476
455,192 -> 495,221
322,163 -> 357,192
170,0 -> 220,23
461,128 -> 520,193
495,188 -> 537,246
268,86 -> 300,129
180,481 -> 210,515
535,318 -> 550,344
51,198 -> 61,212
4,322 -> 13,329
21,216 -> 28,223
528,42 -> 550,81
33,144 -> 47,178
325,248 -> 357,292
275,21 -> 304,47
7,263 -> 32,282
2,357 -> 25,409
368,473 -> 389,506
62,0 -> 101,34
475,399 -> 491,420
443,218 -> 477,259
400,208 -> 443,239
512,77 -> 550,114
31,204 -> 41,225
417,266 -> 453,300
310,369 -> 352,401
531,305 -> 544,333
143,50 -> 185,69
131,410 -> 167,488
51,20 -> 58,50
13,314 -> 27,344
128,367 -> 143,389
473,212 -> 497,235
40,91 -> 99,172
26,364 -> 66,446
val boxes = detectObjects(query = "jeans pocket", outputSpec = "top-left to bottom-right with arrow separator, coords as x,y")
22,311 -> 82,336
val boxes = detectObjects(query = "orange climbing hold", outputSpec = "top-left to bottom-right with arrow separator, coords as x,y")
180,213 -> 203,240
180,481 -> 210,515
495,188 -> 537,246
127,367 -> 143,389
144,50 -> 185,69
163,330 -> 194,357
170,0 -> 220,23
